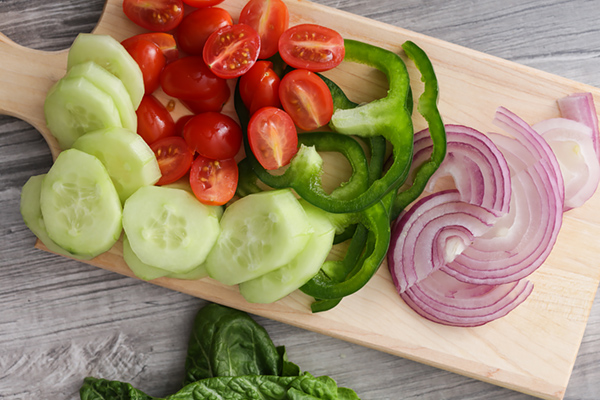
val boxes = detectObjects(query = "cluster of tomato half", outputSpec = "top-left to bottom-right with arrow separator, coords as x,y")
120,0 -> 345,206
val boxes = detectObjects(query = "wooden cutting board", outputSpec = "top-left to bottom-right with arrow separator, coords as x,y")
2,0 -> 600,398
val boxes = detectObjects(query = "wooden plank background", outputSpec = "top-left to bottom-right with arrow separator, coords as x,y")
1,0 -> 600,399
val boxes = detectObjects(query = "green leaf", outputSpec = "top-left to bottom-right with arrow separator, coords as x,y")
79,377 -> 157,400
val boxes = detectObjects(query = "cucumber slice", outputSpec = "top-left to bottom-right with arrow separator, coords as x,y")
20,174 -> 92,259
66,61 -> 137,132
123,186 -> 220,273
67,33 -> 144,108
164,177 -> 224,220
239,200 -> 335,303
72,127 -> 161,203
206,189 -> 313,286
44,76 -> 123,149
40,149 -> 123,258
123,234 -> 209,281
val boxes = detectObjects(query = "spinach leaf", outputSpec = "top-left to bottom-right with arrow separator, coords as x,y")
81,373 -> 357,400
184,304 -> 283,384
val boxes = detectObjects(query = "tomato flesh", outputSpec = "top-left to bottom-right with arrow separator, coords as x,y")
203,24 -> 261,79
183,112 -> 242,160
121,32 -> 179,64
136,94 -> 176,144
278,24 -> 345,72
123,39 -> 165,94
151,136 -> 194,185
123,0 -> 184,32
160,56 -> 229,100
239,60 -> 281,115
239,0 -> 289,59
189,155 -> 238,206
176,8 -> 233,55
248,107 -> 298,170
279,69 -> 334,131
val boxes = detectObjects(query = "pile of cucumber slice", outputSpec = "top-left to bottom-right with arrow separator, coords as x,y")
22,33 -> 337,305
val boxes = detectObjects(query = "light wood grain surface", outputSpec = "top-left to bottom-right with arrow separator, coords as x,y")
1,1 -> 600,399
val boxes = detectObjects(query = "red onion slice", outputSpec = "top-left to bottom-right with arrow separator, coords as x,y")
533,118 -> 600,210
443,108 -> 564,284
557,92 -> 600,162
388,190 -> 501,293
400,270 -> 533,327
411,125 -> 511,214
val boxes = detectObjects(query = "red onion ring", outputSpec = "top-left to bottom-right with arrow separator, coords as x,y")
388,190 -> 500,293
442,108 -> 564,284
399,270 -> 533,327
557,92 -> 600,163
533,118 -> 600,210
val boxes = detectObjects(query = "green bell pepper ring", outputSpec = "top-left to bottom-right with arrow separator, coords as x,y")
391,40 -> 447,220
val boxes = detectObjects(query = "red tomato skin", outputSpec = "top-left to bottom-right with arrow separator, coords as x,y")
247,106 -> 298,170
279,69 -> 333,131
123,0 -> 184,32
136,94 -> 176,144
151,136 -> 194,185
180,82 -> 230,114
239,61 -> 281,115
239,0 -> 289,59
175,115 -> 194,136
183,112 -> 242,160
278,24 -> 345,72
203,24 -> 261,79
182,0 -> 225,7
160,56 -> 229,100
189,155 -> 238,206
123,39 -> 165,94
177,8 -> 233,55
121,32 -> 179,64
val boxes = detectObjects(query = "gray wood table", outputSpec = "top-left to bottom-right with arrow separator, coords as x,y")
1,0 -> 599,399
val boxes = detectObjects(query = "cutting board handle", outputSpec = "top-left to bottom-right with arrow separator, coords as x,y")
0,32 -> 65,158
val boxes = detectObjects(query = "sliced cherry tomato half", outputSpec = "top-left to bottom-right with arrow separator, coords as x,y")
279,69 -> 333,131
239,60 -> 281,115
182,0 -> 224,7
121,32 -> 179,64
248,106 -> 298,170
278,24 -> 345,72
151,136 -> 194,185
203,24 -> 261,79
160,56 -> 229,100
123,39 -> 165,94
136,94 -> 176,144
123,0 -> 184,32
239,0 -> 289,59
176,8 -> 233,55
183,112 -> 242,160
189,155 -> 238,206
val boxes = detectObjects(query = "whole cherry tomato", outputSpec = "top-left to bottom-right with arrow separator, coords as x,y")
176,8 -> 233,55
151,136 -> 194,185
136,94 -> 176,144
182,0 -> 224,7
160,56 -> 229,100
279,69 -> 333,131
122,38 -> 165,94
278,24 -> 345,72
247,107 -> 298,170
189,155 -> 238,206
121,32 -> 179,63
239,0 -> 289,59
203,24 -> 261,79
123,0 -> 184,32
174,115 -> 194,136
183,112 -> 242,160
239,60 -> 281,115
180,84 -> 230,114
